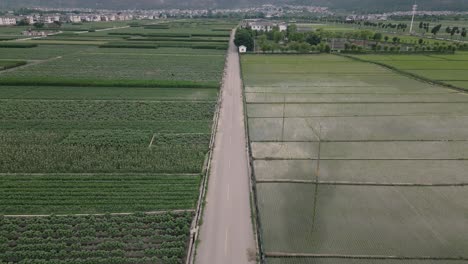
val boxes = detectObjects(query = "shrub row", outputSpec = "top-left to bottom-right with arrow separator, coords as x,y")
109,32 -> 226,38
0,61 -> 27,70
146,33 -> 191,38
0,37 -> 17,41
127,37 -> 228,43
99,44 -> 159,49
0,43 -> 38,48
60,28 -> 90,32
0,77 -> 219,89
192,45 -> 228,50
192,33 -> 230,37
143,25 -> 170,29
211,28 -> 232,32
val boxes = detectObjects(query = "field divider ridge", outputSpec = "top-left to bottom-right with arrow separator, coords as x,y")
254,158 -> 468,161
256,179 -> 468,187
239,43 -> 266,263
3,209 -> 196,218
265,252 -> 468,261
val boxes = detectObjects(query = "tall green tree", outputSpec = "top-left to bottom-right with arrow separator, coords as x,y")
372,32 -> 383,42
234,28 -> 254,51
431,24 -> 442,36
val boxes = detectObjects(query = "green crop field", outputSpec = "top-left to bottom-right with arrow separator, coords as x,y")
351,52 -> 468,90
0,212 -> 192,264
0,19 -> 234,263
0,174 -> 200,215
1,48 -> 225,82
241,54 -> 468,262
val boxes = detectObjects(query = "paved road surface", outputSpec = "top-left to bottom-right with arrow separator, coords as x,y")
195,31 -> 256,264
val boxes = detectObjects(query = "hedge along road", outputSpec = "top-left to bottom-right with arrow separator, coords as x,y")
195,31 -> 256,263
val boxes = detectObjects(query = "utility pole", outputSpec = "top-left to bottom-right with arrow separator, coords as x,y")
409,1 -> 417,34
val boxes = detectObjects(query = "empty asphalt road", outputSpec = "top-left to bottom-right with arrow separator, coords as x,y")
195,31 -> 256,264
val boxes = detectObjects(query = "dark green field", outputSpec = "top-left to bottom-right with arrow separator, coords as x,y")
0,19 -> 236,263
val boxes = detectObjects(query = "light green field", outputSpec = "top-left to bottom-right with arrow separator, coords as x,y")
352,52 -> 468,87
255,159 -> 468,184
242,53 -> 468,261
258,183 -> 468,256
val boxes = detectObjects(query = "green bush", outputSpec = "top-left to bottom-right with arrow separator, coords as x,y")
192,45 -> 228,50
0,43 -> 38,48
143,24 -> 170,29
0,61 -> 27,70
99,44 -> 159,49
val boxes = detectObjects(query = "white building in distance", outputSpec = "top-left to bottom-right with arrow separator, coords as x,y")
0,17 -> 17,26
245,20 -> 288,32
68,15 -> 82,23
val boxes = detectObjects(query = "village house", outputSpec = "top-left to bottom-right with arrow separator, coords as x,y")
68,15 -> 82,23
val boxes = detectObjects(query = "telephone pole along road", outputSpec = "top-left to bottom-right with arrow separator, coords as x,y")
195,31 -> 256,263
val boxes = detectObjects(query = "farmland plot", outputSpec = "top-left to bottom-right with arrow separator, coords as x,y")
1,50 -> 225,82
0,212 -> 192,264
242,54 -> 468,262
0,19 -> 233,263
351,52 -> 468,90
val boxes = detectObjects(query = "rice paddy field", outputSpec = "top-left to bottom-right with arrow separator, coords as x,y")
350,52 -> 468,90
241,54 -> 468,263
0,19 -> 236,263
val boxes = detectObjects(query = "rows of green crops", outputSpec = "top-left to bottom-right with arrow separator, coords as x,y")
0,19 -> 234,263
0,86 -> 218,101
0,175 -> 200,214
1,49 -> 225,82
0,212 -> 192,264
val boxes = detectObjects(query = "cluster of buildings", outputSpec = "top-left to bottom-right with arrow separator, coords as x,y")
345,14 -> 389,22
242,19 -> 288,32
0,14 -> 139,25
384,10 -> 468,17
0,16 -> 16,25
356,10 -> 468,21
0,12 -> 149,26
0,4 -> 333,27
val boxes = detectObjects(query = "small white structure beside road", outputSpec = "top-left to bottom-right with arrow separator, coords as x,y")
239,45 -> 247,53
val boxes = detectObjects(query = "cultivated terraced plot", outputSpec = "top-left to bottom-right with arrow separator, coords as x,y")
241,54 -> 468,263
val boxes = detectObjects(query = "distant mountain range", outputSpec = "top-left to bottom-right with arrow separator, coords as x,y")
3,0 -> 468,12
